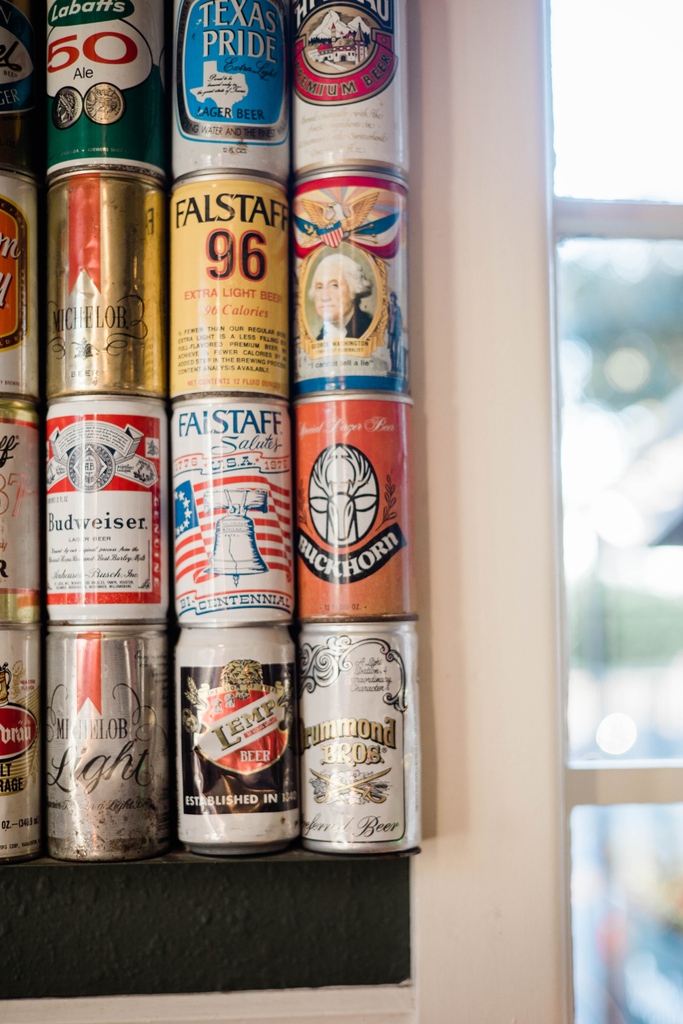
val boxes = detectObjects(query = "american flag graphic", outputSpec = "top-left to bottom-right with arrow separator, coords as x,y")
320,223 -> 345,248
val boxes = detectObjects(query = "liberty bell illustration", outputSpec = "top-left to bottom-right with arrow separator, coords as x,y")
0,662 -> 11,704
208,488 -> 269,585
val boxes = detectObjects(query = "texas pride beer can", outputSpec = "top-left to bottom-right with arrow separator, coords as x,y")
0,0 -> 37,176
0,399 -> 39,624
0,626 -> 40,862
0,171 -> 37,398
295,393 -> 415,620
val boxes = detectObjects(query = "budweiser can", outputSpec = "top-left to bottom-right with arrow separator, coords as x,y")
171,174 -> 288,400
46,396 -> 168,623
172,395 -> 294,625
46,625 -> 170,861
0,626 -> 40,862
0,0 -> 37,176
294,170 -> 408,396
176,625 -> 299,855
0,399 -> 38,624
292,0 -> 407,177
0,171 -> 36,398
173,0 -> 289,183
295,393 -> 415,620
47,171 -> 166,399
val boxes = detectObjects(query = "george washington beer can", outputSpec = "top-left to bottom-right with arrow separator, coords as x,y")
0,172 -> 37,398
172,395 -> 294,625
47,171 -> 166,399
46,396 -> 168,623
0,626 -> 40,862
176,625 -> 299,855
46,625 -> 169,861
295,393 -> 415,620
0,399 -> 39,623
0,0 -> 37,176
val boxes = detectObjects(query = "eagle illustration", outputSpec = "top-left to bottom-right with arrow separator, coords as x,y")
300,191 -> 380,247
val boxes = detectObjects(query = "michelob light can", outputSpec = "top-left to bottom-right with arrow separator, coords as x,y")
0,0 -> 37,176
173,395 -> 294,625
47,0 -> 165,180
46,625 -> 169,861
295,393 -> 415,620
293,0 -> 407,177
173,0 -> 289,183
0,626 -> 40,862
0,399 -> 39,624
171,174 -> 288,399
177,625 -> 299,855
299,621 -> 419,853
294,170 -> 408,395
46,396 -> 168,623
47,171 -> 166,399
0,171 -> 37,398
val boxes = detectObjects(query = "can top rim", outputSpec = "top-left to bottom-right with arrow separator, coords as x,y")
300,621 -> 417,635
48,624 -> 168,637
294,391 -> 413,407
172,392 -> 290,407
48,395 -> 167,409
172,170 -> 287,192
295,166 -> 408,189
47,165 -> 166,188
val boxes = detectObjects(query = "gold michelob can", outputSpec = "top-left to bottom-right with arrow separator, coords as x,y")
47,171 -> 166,399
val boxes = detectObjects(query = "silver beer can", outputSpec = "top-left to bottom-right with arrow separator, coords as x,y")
0,626 -> 40,862
176,625 -> 299,855
0,172 -> 37,398
46,625 -> 170,862
299,621 -> 420,853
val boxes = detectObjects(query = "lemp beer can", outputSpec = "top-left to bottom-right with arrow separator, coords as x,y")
177,626 -> 299,855
173,396 -> 294,625
295,393 -> 415,620
0,0 -> 37,176
0,626 -> 40,862
46,396 -> 168,623
0,399 -> 39,624
0,172 -> 37,398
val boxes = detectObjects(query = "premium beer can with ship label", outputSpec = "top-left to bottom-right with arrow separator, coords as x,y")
172,395 -> 294,625
0,0 -> 37,176
176,625 -> 299,855
173,0 -> 289,183
46,625 -> 169,861
47,0 -> 165,180
299,621 -> 419,853
0,399 -> 39,624
292,0 -> 407,177
46,396 -> 168,623
294,170 -> 408,395
295,393 -> 414,620
0,626 -> 40,862
0,171 -> 37,398
171,174 -> 288,400
47,171 -> 166,399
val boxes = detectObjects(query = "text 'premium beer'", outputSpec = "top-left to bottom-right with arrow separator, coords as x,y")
0,627 -> 40,862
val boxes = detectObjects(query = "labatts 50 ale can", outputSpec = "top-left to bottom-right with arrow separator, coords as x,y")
0,171 -> 37,398
0,0 -> 37,176
0,626 -> 40,862
0,399 -> 39,624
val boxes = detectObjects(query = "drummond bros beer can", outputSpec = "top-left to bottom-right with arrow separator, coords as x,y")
47,0 -> 165,180
173,0 -> 289,183
171,174 -> 288,400
0,627 -> 40,862
294,170 -> 408,395
46,625 -> 169,861
295,393 -> 414,620
46,396 -> 168,623
0,1 -> 37,176
177,625 -> 299,855
0,171 -> 37,398
293,0 -> 407,177
173,395 -> 294,625
0,399 -> 38,624
47,171 -> 166,399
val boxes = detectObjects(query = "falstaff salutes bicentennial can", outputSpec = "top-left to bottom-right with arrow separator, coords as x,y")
0,0 -> 37,176
0,627 -> 40,862
0,399 -> 39,624
0,172 -> 37,398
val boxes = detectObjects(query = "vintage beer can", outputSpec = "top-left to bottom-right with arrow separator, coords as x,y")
47,171 -> 166,399
299,621 -> 419,853
295,393 -> 415,620
0,0 -> 37,176
176,625 -> 299,855
292,0 -> 407,177
0,626 -> 40,862
46,0 -> 165,180
0,399 -> 38,624
294,170 -> 408,395
46,625 -> 169,861
0,171 -> 37,398
46,396 -> 168,623
173,0 -> 289,183
171,174 -> 289,400
172,395 -> 294,625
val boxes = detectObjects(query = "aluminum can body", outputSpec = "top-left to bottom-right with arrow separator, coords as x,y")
0,626 -> 40,862
0,0 -> 37,176
292,0 -> 407,177
294,170 -> 408,396
46,396 -> 168,623
46,0 -> 165,180
295,393 -> 415,620
0,172 -> 37,398
173,0 -> 289,183
171,174 -> 289,399
46,625 -> 170,861
172,395 -> 294,625
47,172 -> 166,400
0,399 -> 39,623
176,625 -> 299,855
299,621 -> 419,853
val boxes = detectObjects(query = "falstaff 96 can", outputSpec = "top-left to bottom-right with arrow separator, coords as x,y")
0,0 -> 37,176
46,396 -> 168,623
0,171 -> 37,398
173,396 -> 294,625
0,399 -> 39,624
47,172 -> 166,399
294,170 -> 408,395
299,621 -> 419,853
295,393 -> 415,620
171,174 -> 289,399
177,626 -> 299,855
0,626 -> 40,862
46,625 -> 169,861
